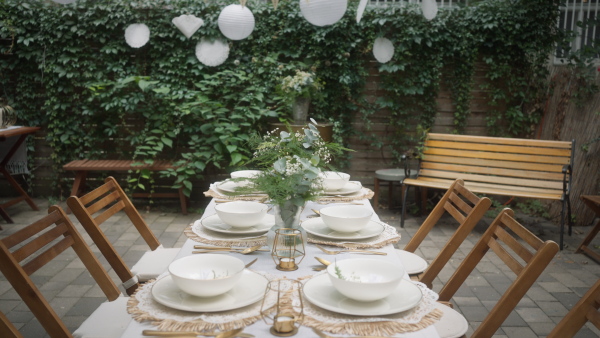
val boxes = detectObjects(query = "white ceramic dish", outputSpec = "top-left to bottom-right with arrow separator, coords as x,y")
303,274 -> 422,316
168,254 -> 244,297
214,201 -> 267,228
301,218 -> 384,240
323,181 -> 362,195
320,171 -> 351,191
152,270 -> 268,312
201,214 -> 275,235
215,180 -> 263,194
230,170 -> 262,179
326,258 -> 404,301
319,205 -> 373,232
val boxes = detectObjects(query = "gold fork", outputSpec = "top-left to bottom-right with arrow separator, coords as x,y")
315,245 -> 387,256
312,328 -> 390,338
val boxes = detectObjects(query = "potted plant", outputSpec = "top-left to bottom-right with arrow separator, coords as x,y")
277,70 -> 323,125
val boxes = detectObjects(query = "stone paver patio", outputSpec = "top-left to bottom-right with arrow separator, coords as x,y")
1,197 -> 599,338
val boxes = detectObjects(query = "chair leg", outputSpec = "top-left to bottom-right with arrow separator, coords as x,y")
560,199 -> 566,250
401,185 -> 409,228
388,181 -> 394,209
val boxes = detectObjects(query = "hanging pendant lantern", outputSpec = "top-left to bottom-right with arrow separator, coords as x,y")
125,24 -> 150,48
422,0 -> 439,21
172,14 -> 204,39
356,0 -> 368,24
195,38 -> 230,67
0,98 -> 17,129
299,0 -> 347,27
373,37 -> 394,64
218,4 -> 256,41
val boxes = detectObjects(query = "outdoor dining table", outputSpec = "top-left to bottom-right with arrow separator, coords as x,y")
119,192 -> 442,338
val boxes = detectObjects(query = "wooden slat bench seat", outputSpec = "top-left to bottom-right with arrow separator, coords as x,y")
401,133 -> 574,249
63,159 -> 188,214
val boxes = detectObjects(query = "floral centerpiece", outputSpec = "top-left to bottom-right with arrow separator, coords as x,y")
278,70 -> 323,124
236,121 -> 346,230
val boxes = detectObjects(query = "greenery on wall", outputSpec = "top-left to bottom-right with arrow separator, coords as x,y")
0,0 -> 578,197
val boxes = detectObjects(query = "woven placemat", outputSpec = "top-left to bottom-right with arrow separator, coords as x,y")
307,221 -> 401,249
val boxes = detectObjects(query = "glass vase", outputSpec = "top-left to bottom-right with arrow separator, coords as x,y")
267,200 -> 307,251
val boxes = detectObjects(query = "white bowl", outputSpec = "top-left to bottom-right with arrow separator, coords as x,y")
230,170 -> 262,179
327,258 -> 404,302
319,205 -> 373,232
321,171 -> 350,191
215,201 -> 267,228
168,254 -> 245,297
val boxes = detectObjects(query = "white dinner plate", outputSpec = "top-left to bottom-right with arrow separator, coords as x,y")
215,180 -> 263,194
303,274 -> 422,316
151,270 -> 268,312
201,214 -> 275,235
301,218 -> 384,240
324,181 -> 363,195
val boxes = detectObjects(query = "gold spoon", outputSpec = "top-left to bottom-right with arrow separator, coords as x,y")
312,209 -> 321,215
315,256 -> 332,266
192,245 -> 263,255
194,245 -> 269,252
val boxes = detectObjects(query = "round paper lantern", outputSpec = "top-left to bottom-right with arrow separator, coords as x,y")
195,38 -> 230,67
422,0 -> 439,21
218,4 -> 256,41
125,24 -> 150,48
356,0 -> 368,24
373,37 -> 394,64
299,0 -> 347,27
172,14 -> 204,39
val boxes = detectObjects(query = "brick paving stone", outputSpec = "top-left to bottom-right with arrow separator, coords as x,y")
48,297 -> 78,317
539,281 -> 573,293
57,284 -> 93,298
515,307 -> 552,323
66,297 -> 106,317
502,326 -> 538,338
534,301 -> 569,317
528,322 -> 556,336
527,286 -> 558,301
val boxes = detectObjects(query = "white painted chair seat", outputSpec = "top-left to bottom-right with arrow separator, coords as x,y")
73,296 -> 131,338
395,249 -> 428,274
434,302 -> 469,338
130,245 -> 180,282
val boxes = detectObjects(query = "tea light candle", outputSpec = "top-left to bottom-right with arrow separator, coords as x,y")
274,315 -> 295,333
278,257 -> 296,270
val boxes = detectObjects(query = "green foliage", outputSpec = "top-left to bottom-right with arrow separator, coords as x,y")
0,0 -> 583,197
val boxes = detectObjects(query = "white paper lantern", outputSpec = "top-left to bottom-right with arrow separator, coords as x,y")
172,14 -> 204,39
195,38 -> 230,67
299,0 -> 347,27
218,4 -> 256,41
373,37 -> 394,64
125,24 -> 150,48
422,0 -> 439,21
356,0 -> 369,24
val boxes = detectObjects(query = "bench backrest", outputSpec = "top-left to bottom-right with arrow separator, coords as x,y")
417,133 -> 574,198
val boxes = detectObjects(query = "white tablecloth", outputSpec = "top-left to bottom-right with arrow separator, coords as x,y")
120,198 -> 440,337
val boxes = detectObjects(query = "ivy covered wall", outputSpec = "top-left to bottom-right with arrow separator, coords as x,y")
0,0 -> 565,199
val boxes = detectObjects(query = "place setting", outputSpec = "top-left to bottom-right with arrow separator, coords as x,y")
316,171 -> 374,203
296,257 -> 443,336
302,204 -> 401,249
204,170 -> 269,202
128,254 -> 277,333
185,200 -> 271,247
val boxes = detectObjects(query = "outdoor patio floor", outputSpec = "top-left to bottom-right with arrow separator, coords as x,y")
1,197 -> 599,338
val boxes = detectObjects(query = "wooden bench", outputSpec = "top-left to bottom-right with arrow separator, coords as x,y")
401,133 -> 574,249
63,159 -> 188,214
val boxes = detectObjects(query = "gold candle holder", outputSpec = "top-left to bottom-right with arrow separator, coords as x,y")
271,228 -> 305,271
260,279 -> 304,337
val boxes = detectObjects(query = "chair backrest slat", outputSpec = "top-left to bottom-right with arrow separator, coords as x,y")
438,208 -> 559,337
11,222 -> 68,263
0,206 -> 121,337
87,190 -> 123,216
405,179 -> 492,289
94,200 -> 126,225
79,180 -> 118,205
22,236 -> 75,276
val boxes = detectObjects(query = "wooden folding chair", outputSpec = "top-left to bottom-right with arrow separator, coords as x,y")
397,179 -> 492,288
434,208 -> 560,338
0,205 -> 129,338
547,278 -> 600,337
0,310 -> 22,338
67,176 -> 179,295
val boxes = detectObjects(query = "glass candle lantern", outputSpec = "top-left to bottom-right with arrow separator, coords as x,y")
270,228 -> 305,271
260,279 -> 304,337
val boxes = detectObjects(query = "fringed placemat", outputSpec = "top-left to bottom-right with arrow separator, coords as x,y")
307,221 -> 401,249
204,183 -> 268,202
294,275 -> 443,336
127,272 -> 278,332
316,187 -> 374,203
184,219 -> 267,247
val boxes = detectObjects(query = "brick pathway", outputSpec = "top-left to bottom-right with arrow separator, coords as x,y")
1,198 -> 599,337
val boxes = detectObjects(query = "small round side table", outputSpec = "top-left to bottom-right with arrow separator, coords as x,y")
373,168 -> 416,211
